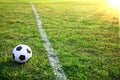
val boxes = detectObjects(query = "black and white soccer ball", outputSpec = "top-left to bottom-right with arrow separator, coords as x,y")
12,44 -> 32,64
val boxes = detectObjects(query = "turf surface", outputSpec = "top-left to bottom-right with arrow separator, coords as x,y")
0,0 -> 54,80
0,0 -> 119,80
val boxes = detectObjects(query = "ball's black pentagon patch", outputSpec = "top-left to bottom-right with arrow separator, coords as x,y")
19,55 -> 25,60
26,48 -> 31,54
16,46 -> 22,51
13,54 -> 15,59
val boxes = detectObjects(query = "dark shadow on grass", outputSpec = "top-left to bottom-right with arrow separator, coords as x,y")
0,58 -> 54,80
0,59 -> 23,80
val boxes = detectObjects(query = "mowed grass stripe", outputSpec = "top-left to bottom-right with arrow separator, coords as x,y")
0,0 -> 54,79
31,2 -> 66,80
34,0 -> 119,80
0,0 -> 119,80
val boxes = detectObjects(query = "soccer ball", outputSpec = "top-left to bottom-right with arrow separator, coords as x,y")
12,44 -> 32,64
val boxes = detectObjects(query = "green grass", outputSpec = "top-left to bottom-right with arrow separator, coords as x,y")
0,0 -> 54,80
0,0 -> 120,80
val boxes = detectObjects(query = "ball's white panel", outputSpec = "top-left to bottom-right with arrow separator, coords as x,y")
12,44 -> 32,63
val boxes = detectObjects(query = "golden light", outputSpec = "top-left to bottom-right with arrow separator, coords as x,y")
108,0 -> 120,37
109,0 -> 120,10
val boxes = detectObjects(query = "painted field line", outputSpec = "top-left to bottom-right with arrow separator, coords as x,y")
31,2 -> 67,80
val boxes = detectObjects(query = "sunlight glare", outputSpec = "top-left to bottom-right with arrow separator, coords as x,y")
109,0 -> 120,10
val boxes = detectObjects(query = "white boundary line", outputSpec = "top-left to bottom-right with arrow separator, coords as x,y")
31,2 -> 67,80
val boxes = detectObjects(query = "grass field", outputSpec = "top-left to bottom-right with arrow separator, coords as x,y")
0,0 -> 119,80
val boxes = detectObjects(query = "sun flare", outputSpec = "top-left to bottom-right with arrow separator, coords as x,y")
109,0 -> 120,10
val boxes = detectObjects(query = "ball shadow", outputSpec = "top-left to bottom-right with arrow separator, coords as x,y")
0,59 -> 23,79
